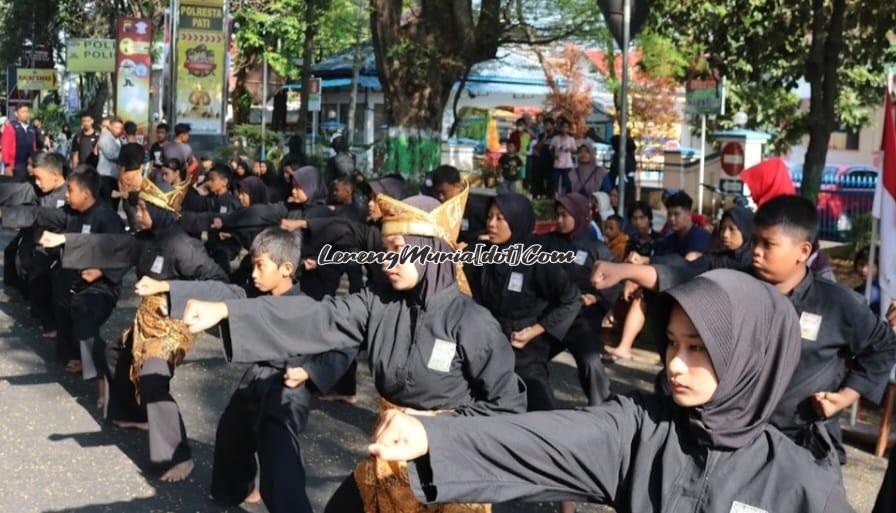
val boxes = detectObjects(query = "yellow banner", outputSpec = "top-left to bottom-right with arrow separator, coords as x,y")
17,69 -> 56,90
67,39 -> 116,73
175,0 -> 226,135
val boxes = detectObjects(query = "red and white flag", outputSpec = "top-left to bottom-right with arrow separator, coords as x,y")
873,89 -> 896,318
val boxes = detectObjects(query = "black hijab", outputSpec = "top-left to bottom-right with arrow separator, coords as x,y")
237,176 -> 270,206
370,176 -> 409,200
391,195 -> 456,306
654,269 -> 801,450
491,192 -> 535,245
555,193 -> 590,237
291,165 -> 328,204
706,206 -> 755,270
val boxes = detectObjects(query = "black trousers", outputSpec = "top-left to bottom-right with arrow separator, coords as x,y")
873,447 -> 896,513
3,233 -> 24,293
211,386 -> 313,513
105,334 -> 148,423
29,251 -> 55,331
553,315 -> 611,406
323,474 -> 364,513
140,357 -> 192,468
513,334 -> 556,411
98,176 -> 120,212
329,359 -> 358,396
54,291 -> 115,367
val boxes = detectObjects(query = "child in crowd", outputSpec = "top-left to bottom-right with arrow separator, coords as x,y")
497,140 -> 523,194
654,191 -> 710,258
603,215 -> 628,262
853,246 -> 881,315
549,117 -> 577,196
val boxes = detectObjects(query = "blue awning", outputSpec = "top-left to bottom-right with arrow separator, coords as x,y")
284,75 -> 381,90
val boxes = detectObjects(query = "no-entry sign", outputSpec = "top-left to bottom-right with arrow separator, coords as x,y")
721,142 -> 745,176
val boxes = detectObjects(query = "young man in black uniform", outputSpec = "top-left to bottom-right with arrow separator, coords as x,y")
591,195 -> 896,466
0,152 -> 68,334
136,227 -> 355,513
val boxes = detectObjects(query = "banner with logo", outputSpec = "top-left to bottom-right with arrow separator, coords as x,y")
174,0 -> 227,135
16,68 -> 56,90
116,17 -> 153,139
67,39 -> 116,73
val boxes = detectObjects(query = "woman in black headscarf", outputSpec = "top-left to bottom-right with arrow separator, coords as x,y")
40,178 -> 229,483
367,269 -> 854,513
465,192 -> 581,412
542,193 -> 617,406
179,189 -> 526,513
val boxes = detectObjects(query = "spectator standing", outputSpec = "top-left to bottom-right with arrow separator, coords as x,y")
1,104 -> 37,181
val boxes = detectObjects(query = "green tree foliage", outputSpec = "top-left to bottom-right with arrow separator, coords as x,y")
648,0 -> 896,202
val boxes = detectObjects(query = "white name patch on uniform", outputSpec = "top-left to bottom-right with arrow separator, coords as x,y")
219,206 -> 228,214
56,199 -> 65,208
461,218 -> 470,231
729,501 -> 767,513
81,224 -> 92,234
150,256 -> 165,274
574,250 -> 588,266
799,312 -> 823,341
508,272 -> 524,292
427,339 -> 456,373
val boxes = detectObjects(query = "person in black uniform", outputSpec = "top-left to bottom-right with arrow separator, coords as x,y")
430,165 -> 489,245
39,176 -> 229,483
178,165 -> 242,274
2,168 -> 124,405
134,227 -> 356,513
465,192 -> 581,412
180,187 -> 527,513
0,151 -> 68,334
368,270 -> 854,513
591,195 -> 896,466
285,175 -> 411,403
543,192 -> 617,406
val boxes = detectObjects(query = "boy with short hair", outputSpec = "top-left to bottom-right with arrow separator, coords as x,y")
497,140 -> 523,194
655,191 -> 710,258
592,195 -> 896,465
549,117 -> 577,196
135,227 -> 356,512
603,214 -> 628,262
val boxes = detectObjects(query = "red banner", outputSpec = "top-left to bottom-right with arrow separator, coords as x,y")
115,17 -> 153,143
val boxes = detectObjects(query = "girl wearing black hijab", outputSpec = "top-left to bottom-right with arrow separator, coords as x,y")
40,178 -> 228,483
368,270 -> 854,513
542,193 -> 617,406
180,188 -> 526,513
465,192 -> 581,412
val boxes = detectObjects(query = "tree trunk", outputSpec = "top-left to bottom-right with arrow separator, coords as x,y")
298,0 -> 315,136
346,0 -> 365,145
801,0 -> 846,204
230,66 -> 251,124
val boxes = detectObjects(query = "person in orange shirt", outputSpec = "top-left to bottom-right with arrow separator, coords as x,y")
603,214 -> 629,262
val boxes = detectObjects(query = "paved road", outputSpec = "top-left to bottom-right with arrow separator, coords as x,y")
0,245 -> 887,512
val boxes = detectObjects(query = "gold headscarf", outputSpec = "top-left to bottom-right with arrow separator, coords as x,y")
377,181 -> 471,296
138,177 -> 191,216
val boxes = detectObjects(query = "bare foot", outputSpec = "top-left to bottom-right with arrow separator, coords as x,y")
319,394 -> 358,404
65,360 -> 83,374
160,459 -> 194,482
244,488 -> 262,504
96,379 -> 107,410
560,501 -> 576,513
113,420 -> 149,431
605,347 -> 633,359
42,329 -> 57,339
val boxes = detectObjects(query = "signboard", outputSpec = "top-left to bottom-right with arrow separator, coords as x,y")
721,142 -> 745,176
686,78 -> 722,115
67,39 -> 116,73
174,0 -> 227,135
308,76 -> 321,112
16,68 -> 56,90
116,17 -> 153,139
720,178 -> 745,195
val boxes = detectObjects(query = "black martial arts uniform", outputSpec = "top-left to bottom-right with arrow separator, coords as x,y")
542,194 -> 618,405
2,202 -> 125,366
652,260 -> 896,465
0,181 -> 67,330
167,280 -> 356,513
402,270 -> 854,513
214,239 -> 526,511
59,224 -> 228,469
179,190 -> 242,273
466,193 -> 581,411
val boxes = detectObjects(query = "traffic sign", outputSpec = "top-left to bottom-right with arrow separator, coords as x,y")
721,142 -> 745,176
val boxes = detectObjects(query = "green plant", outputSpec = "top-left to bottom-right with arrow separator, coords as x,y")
33,99 -> 67,137
847,212 -> 873,256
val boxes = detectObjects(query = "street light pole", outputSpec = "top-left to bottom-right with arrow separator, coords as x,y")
615,0 -> 631,216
